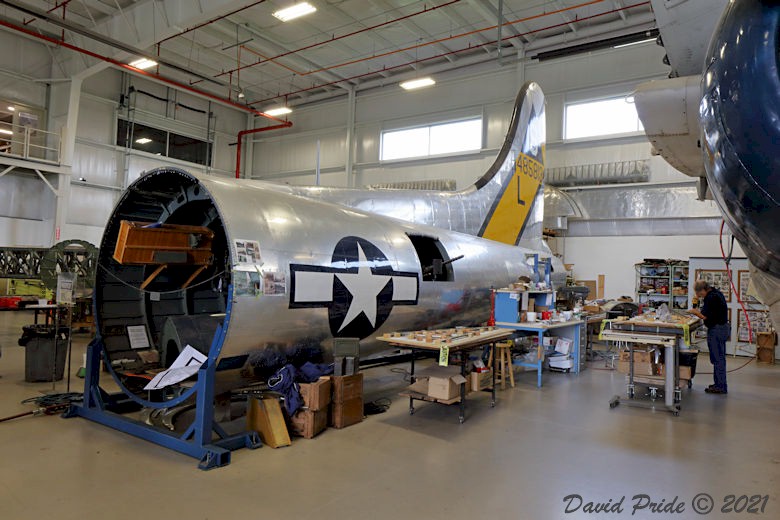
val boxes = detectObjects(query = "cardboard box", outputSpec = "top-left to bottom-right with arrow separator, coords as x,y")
534,305 -> 550,313
332,373 -> 363,403
247,397 -> 292,448
657,364 -> 693,380
408,378 -> 429,394
757,331 -> 777,348
618,349 -> 654,364
299,376 -> 332,411
555,338 -> 572,355
330,397 -> 363,429
583,305 -> 602,313
470,369 -> 493,391
577,280 -> 598,299
526,297 -> 536,312
617,360 -> 656,376
424,366 -> 467,400
290,409 -> 328,439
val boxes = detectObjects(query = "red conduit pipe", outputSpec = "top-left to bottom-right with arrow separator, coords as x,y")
719,220 -> 753,343
23,0 -> 72,25
235,123 -> 291,179
0,17 -> 291,127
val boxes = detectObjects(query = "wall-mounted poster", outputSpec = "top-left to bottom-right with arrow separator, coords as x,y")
737,270 -> 763,304
694,269 -> 732,303
233,265 -> 262,298
262,271 -> 287,296
737,310 -> 772,343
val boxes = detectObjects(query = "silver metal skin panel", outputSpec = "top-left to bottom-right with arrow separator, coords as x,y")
95,83 -> 557,380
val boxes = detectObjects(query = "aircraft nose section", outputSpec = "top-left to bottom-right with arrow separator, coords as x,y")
700,0 -> 780,277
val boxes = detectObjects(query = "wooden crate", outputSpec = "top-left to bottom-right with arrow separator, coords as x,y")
113,220 -> 214,266
756,332 -> 777,364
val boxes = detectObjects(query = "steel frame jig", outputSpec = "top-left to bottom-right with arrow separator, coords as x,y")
65,318 -> 262,470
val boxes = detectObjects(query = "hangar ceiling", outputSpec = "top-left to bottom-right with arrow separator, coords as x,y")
0,0 -> 657,110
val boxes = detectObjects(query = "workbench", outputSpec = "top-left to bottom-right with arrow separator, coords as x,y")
377,327 -> 512,423
496,320 -> 584,387
601,315 -> 702,416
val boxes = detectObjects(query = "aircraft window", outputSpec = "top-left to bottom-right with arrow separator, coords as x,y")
407,234 -> 454,282
564,96 -> 643,140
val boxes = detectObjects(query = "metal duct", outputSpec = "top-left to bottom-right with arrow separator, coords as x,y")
563,185 -> 722,220
546,159 -> 650,187
565,217 -> 724,237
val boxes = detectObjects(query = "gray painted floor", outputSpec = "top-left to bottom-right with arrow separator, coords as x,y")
1,309 -> 779,520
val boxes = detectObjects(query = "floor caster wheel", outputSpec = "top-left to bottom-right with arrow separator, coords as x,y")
409,409 -> 415,416
610,401 -> 619,409
688,381 -> 693,389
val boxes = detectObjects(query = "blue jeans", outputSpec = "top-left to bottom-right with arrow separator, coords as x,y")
707,323 -> 730,391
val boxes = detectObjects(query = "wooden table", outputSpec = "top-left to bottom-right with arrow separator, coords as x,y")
377,327 -> 513,423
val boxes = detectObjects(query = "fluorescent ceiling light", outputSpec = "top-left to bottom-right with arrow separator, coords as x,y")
7,106 -> 15,111
613,38 -> 656,49
129,58 -> 158,70
264,106 -> 292,117
399,77 -> 436,90
273,2 -> 316,22
0,129 -> 12,135
135,137 -> 152,144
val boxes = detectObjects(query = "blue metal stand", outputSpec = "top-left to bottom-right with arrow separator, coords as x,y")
64,326 -> 262,470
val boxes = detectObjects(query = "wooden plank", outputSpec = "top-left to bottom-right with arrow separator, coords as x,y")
140,264 -> 167,290
377,328 -> 512,351
246,397 -> 291,448
597,274 -> 605,299
181,265 -> 207,289
399,390 -> 461,405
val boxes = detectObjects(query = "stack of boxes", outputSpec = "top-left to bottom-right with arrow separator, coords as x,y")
331,373 -> 364,428
288,339 -> 366,439
291,376 -> 332,439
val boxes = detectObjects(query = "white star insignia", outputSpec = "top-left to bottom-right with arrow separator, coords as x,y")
335,243 -> 391,332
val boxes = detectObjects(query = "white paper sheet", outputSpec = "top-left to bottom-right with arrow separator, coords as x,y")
143,345 -> 207,391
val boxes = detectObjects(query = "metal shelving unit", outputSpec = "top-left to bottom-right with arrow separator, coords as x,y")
635,260 -> 689,310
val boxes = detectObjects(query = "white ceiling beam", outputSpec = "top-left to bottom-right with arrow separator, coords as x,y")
316,1 -> 420,72
613,0 -> 629,21
552,1 -> 579,33
466,0 -> 526,50
439,6 -> 493,53
368,0 -> 456,62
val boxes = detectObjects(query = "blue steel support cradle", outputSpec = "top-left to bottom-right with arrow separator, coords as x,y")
64,320 -> 262,470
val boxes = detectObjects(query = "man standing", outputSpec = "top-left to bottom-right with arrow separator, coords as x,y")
689,280 -> 730,394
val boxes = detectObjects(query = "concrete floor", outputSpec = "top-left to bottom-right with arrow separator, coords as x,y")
1,309 -> 779,520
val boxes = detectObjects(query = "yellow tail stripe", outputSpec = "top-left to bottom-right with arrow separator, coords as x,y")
481,152 -> 544,245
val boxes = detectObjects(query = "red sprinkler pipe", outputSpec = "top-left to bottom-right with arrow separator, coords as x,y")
235,123 -> 292,179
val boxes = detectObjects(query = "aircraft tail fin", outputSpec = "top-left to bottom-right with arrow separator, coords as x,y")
470,81 -> 546,248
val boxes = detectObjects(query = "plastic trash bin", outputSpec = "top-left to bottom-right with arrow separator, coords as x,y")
18,325 -> 69,382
